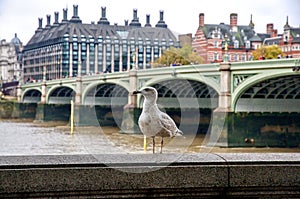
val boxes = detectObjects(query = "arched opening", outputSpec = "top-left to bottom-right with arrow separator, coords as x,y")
84,83 -> 129,126
48,86 -> 75,104
23,89 -> 42,103
146,79 -> 219,135
236,75 -> 300,112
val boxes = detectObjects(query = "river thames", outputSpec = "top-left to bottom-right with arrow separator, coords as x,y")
1,119 -> 300,156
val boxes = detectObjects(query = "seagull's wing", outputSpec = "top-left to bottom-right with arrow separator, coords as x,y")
158,111 -> 178,134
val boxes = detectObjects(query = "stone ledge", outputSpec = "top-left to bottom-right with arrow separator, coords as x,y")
0,153 -> 299,198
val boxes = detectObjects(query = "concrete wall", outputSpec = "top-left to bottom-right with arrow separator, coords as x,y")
1,153 -> 299,198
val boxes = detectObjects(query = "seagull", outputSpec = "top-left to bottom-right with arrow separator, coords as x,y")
133,87 -> 183,153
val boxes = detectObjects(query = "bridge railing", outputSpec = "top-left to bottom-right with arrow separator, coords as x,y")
136,63 -> 220,77
231,58 -> 300,70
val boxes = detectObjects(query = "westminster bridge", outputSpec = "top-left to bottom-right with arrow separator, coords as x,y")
19,59 -> 300,111
16,58 -> 300,147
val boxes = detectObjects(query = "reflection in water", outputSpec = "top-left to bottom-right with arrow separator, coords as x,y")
0,120 -> 299,156
0,120 -> 192,155
0,120 -> 123,155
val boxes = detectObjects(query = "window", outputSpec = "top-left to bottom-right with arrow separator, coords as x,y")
234,54 -> 239,61
73,43 -> 78,50
81,43 -> 86,51
106,44 -> 111,52
115,44 -> 119,52
214,41 -> 218,48
90,43 -> 95,51
146,46 -> 151,53
246,41 -> 251,49
234,40 -> 239,48
213,52 -> 219,60
242,54 -> 246,61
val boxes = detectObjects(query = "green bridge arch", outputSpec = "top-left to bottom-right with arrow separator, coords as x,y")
232,70 -> 300,112
19,59 -> 300,112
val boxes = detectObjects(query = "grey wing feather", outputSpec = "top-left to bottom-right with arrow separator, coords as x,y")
159,111 -> 178,132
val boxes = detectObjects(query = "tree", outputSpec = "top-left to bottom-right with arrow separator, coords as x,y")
252,45 -> 285,60
153,45 -> 203,67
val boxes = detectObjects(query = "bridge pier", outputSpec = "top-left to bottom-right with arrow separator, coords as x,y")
11,102 -> 37,119
41,81 -> 47,104
73,105 -> 100,126
34,104 -> 70,122
72,70 -> 100,126
207,62 -> 232,147
120,69 -> 141,134
34,79 -> 49,122
17,84 -> 22,103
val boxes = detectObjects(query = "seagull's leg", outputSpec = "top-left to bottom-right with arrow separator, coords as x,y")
152,137 -> 155,154
160,137 -> 163,154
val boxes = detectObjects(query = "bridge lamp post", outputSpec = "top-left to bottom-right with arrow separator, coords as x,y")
58,60 -> 61,79
78,59 -> 86,77
131,51 -> 137,70
43,65 -> 46,81
0,77 -> 2,99
78,60 -> 82,78
292,60 -> 300,72
245,43 -> 250,61
222,34 -> 229,62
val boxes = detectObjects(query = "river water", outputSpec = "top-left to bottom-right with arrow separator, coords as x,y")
1,119 -> 299,156
0,119 -> 130,155
0,119 -> 192,155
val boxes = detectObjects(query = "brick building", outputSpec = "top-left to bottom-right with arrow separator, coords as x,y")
192,13 -> 300,63
192,13 -> 256,63
264,17 -> 300,58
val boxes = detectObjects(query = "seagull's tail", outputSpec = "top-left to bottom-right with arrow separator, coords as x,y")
174,129 -> 183,137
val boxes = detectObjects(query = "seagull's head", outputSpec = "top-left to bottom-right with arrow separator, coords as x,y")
133,87 -> 158,102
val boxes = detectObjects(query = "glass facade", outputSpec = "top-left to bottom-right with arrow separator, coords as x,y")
22,5 -> 179,82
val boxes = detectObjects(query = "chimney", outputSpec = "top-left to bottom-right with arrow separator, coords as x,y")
36,18 -> 43,32
73,5 -> 78,17
266,23 -> 274,35
97,6 -> 110,25
273,29 -> 278,37
129,9 -> 141,27
70,5 -> 82,23
54,12 -> 59,25
133,9 -> 138,20
155,10 -> 167,28
230,13 -> 238,27
125,20 -> 129,26
199,13 -> 204,27
46,15 -> 51,28
62,8 -> 68,23
38,18 -> 43,29
145,14 -> 151,27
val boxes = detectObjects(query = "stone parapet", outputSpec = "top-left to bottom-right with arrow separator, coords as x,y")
0,153 -> 299,198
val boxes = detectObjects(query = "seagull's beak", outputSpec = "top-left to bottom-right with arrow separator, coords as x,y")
132,90 -> 141,95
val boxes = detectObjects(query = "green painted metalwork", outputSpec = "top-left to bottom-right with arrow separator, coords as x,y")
20,58 -> 300,112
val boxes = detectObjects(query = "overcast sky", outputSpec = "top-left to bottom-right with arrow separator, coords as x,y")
0,0 -> 299,44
